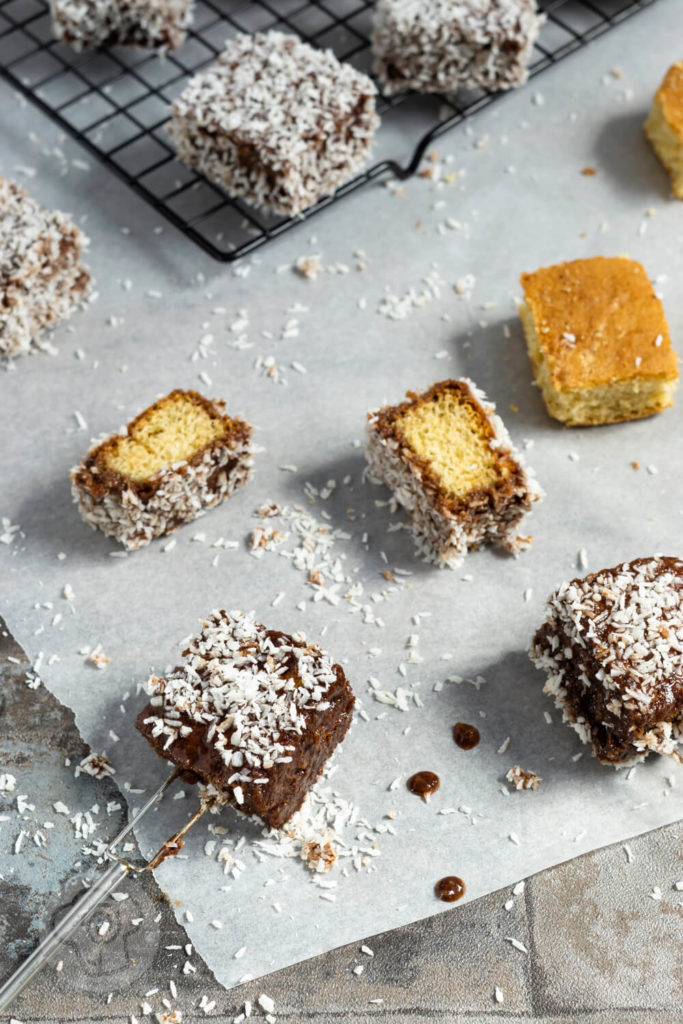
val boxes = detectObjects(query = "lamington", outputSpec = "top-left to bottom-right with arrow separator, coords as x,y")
644,60 -> 683,199
137,610 -> 355,828
519,256 -> 679,426
365,378 -> 541,567
372,0 -> 544,96
71,389 -> 252,550
169,31 -> 379,217
530,557 -> 683,766
50,0 -> 192,51
0,177 -> 90,359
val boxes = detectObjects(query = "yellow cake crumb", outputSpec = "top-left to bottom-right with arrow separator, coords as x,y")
103,391 -> 231,481
394,386 -> 507,497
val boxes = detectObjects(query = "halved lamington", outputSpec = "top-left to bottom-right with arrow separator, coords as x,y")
71,389 -> 252,550
137,610 -> 355,829
169,31 -> 379,216
0,177 -> 91,358
365,378 -> 541,566
372,0 -> 543,96
531,556 -> 683,766
50,0 -> 192,51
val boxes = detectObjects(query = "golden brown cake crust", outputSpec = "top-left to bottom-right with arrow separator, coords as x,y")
520,257 -> 678,392
655,60 -> 683,138
73,389 -> 251,501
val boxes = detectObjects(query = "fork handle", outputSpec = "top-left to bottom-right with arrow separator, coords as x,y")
0,860 -> 129,1013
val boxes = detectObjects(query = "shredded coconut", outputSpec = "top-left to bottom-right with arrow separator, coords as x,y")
372,0 -> 544,96
170,32 -> 378,217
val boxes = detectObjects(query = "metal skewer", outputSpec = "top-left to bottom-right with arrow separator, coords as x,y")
0,768 -> 208,1013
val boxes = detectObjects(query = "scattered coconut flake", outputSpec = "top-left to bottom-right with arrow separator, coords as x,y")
258,994 -> 275,1014
0,773 -> 17,792
75,752 -> 115,779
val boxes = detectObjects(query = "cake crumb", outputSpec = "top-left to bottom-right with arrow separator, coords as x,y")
87,645 -> 109,669
75,752 -> 115,779
295,254 -> 323,280
506,765 -> 541,791
301,834 -> 338,873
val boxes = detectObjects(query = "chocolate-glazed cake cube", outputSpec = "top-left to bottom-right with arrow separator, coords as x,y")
531,556 -> 683,765
70,389 -> 253,551
50,0 -> 192,51
137,611 -> 355,829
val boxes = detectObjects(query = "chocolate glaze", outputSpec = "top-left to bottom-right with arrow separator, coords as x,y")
136,623 -> 355,830
453,722 -> 480,750
73,389 -> 251,501
148,834 -> 186,870
407,770 -> 440,798
532,557 -> 683,764
435,876 -> 466,902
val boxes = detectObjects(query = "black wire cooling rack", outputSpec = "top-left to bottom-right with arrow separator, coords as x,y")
0,0 -> 655,261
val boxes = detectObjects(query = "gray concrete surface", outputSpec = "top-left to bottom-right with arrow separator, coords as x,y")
1,618 -> 682,1022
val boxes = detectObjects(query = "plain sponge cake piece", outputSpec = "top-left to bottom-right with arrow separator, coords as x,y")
71,389 -> 253,550
519,256 -> 678,426
365,378 -> 541,567
644,60 -> 683,199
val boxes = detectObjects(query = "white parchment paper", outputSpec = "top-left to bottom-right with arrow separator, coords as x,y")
2,0 -> 683,989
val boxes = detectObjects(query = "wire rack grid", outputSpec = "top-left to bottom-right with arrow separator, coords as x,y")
0,0 -> 656,261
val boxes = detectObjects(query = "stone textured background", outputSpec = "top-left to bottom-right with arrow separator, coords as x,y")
1,619 -> 682,1023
